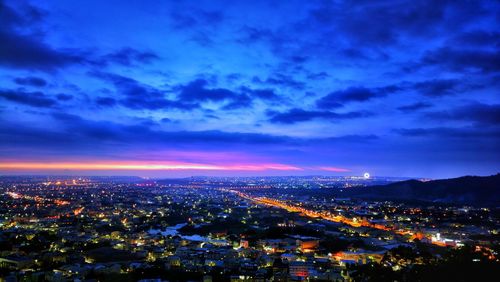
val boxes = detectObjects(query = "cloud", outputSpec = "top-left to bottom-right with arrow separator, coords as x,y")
308,1 -> 489,46
221,95 -> 253,110
13,76 -> 47,87
237,26 -> 289,50
394,127 -> 500,139
170,9 -> 224,30
12,112 -> 298,148
176,79 -> 280,109
56,94 -> 73,101
426,103 -> 500,126
93,72 -> 197,110
320,134 -> 379,143
0,111 -> 379,156
315,99 -> 343,110
95,97 -> 117,107
0,89 -> 57,108
168,7 -> 224,46
94,74 -> 282,111
397,102 -> 432,112
413,79 -> 458,97
253,74 -> 305,90
99,47 -> 159,66
240,87 -> 280,101
225,73 -> 242,82
0,1 -> 84,70
0,30 -> 83,70
317,85 -> 400,108
307,72 -> 329,80
178,79 -> 238,102
234,0 -> 497,76
268,108 -> 372,124
421,47 -> 500,73
448,30 -> 500,47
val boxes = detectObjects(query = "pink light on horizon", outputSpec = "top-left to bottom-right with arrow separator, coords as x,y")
317,166 -> 351,172
0,161 -> 303,171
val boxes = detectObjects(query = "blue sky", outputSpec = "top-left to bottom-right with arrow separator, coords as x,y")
0,0 -> 499,178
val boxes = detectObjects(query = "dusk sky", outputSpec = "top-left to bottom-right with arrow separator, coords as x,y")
0,0 -> 499,178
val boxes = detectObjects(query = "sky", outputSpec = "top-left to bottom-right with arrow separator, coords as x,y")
0,0 -> 499,178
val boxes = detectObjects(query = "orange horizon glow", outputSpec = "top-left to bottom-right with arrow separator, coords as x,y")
0,161 -> 304,171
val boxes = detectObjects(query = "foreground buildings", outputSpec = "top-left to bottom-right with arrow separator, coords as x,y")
0,176 -> 498,281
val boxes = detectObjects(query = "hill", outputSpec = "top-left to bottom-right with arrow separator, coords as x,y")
344,174 -> 500,206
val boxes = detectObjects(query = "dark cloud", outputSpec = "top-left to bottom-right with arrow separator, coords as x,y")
306,72 -> 329,80
308,1 -> 489,46
237,26 -> 289,50
189,31 -> 217,46
0,111 -> 381,156
13,76 -> 47,87
51,112 -> 123,141
95,97 -> 117,107
178,79 -> 239,102
317,85 -> 400,108
340,48 -> 370,60
0,1 -> 84,70
290,55 -> 309,63
93,72 -> 197,110
95,74 -> 280,111
448,30 -> 500,47
176,79 -> 279,109
46,112 -> 294,145
421,47 -> 500,73
221,95 -> 252,110
167,8 -> 224,46
321,134 -> 379,143
0,30 -> 83,70
240,87 -> 280,101
237,26 -> 270,44
0,123 -> 72,149
0,89 -> 57,108
426,103 -> 500,126
225,73 -> 242,82
170,9 -> 224,30
99,47 -> 159,66
315,99 -> 343,110
253,74 -> 305,90
394,127 -> 500,139
397,102 -> 432,112
55,93 -> 73,101
268,108 -> 372,124
414,79 -> 458,97
235,0 -> 497,77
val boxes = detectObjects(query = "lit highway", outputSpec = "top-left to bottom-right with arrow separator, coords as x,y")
227,189 -> 426,240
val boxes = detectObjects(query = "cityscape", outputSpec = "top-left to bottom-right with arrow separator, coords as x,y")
1,0 -> 499,281
0,175 -> 498,281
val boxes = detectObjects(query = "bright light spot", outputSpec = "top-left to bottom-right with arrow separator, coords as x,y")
363,172 -> 370,179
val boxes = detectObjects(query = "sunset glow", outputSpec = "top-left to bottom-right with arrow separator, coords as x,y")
318,167 -> 351,172
0,161 -> 304,171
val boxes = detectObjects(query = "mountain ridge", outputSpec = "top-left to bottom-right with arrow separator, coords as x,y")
345,174 -> 500,206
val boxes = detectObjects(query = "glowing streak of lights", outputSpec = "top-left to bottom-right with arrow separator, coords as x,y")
6,191 -> 70,205
228,190 -> 439,242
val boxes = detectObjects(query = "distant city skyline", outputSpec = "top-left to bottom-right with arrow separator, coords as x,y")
0,0 -> 499,178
